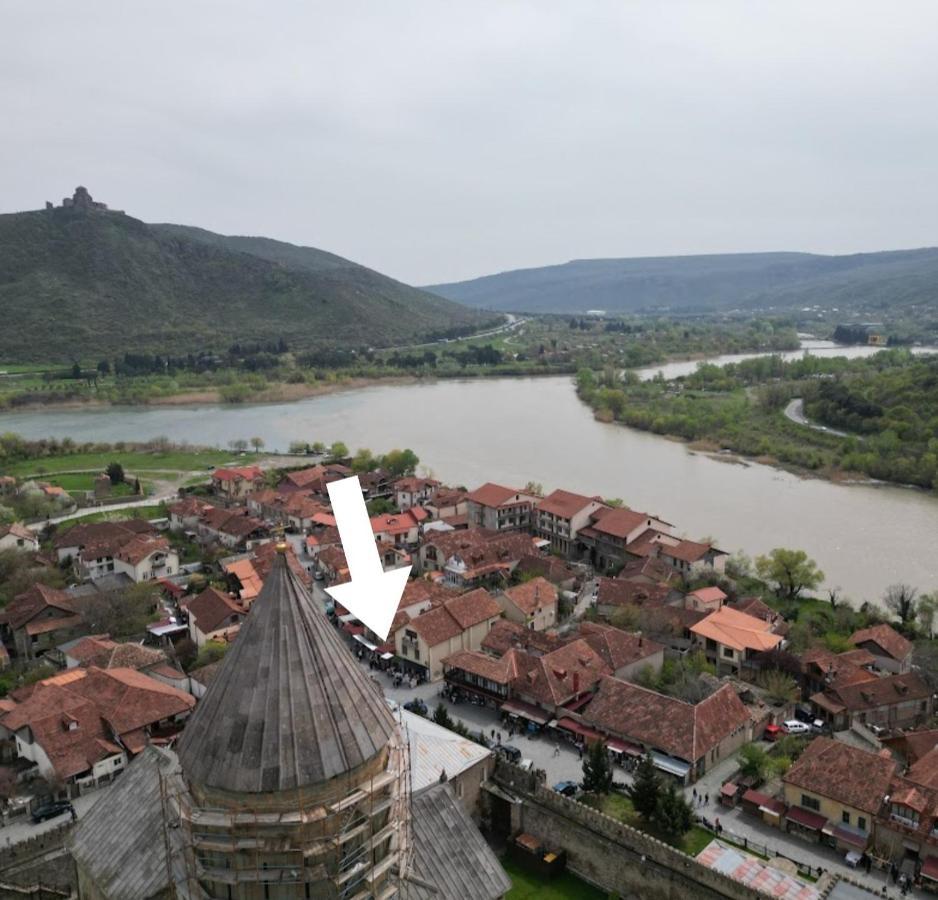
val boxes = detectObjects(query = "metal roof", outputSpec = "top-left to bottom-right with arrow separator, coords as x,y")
177,550 -> 396,793
68,745 -> 175,900
405,782 -> 511,900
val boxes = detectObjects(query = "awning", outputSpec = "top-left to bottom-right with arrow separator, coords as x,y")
556,718 -> 602,742
380,652 -> 394,661
922,856 -> 938,882
650,751 -> 690,779
337,613 -> 358,624
353,634 -> 378,652
741,789 -> 770,806
606,738 -> 642,756
500,700 -> 550,726
831,824 -> 869,849
721,783 -> 738,798
786,806 -> 827,831
342,623 -> 364,636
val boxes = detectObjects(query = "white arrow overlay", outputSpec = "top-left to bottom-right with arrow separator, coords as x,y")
325,475 -> 412,641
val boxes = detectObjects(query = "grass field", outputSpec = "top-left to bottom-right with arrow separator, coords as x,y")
502,857 -> 608,900
54,505 -> 166,529
3,448 -> 236,478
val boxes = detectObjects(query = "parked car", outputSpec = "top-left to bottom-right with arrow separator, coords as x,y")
763,724 -> 782,742
497,744 -> 522,764
31,800 -> 73,824
403,699 -> 428,716
553,781 -> 579,797
809,719 -> 826,734
518,758 -> 534,772
782,720 -> 811,735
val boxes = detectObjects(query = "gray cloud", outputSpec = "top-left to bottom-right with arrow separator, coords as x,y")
2,0 -> 937,284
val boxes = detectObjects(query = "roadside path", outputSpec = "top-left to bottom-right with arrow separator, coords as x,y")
784,399 -> 857,439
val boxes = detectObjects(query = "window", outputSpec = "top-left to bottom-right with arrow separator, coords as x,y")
841,811 -> 850,825
858,816 -> 866,831
801,795 -> 820,812
722,647 -> 734,659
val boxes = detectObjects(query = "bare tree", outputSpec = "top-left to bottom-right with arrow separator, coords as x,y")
883,583 -> 918,626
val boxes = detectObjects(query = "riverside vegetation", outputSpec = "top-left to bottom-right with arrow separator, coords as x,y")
0,316 -> 798,410
576,348 -> 938,491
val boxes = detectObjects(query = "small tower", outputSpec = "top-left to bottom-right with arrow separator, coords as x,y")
168,546 -> 410,898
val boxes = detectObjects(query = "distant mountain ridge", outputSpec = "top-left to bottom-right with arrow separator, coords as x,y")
0,189 -> 490,362
425,248 -> 938,316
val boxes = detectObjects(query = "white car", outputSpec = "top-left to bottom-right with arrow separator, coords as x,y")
782,720 -> 811,735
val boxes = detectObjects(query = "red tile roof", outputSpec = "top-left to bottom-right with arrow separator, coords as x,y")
185,587 -> 245,636
537,489 -> 604,519
783,736 -> 896,815
578,622 -> 664,671
212,465 -> 263,483
690,607 -> 783,653
465,483 -> 531,508
0,583 -> 78,631
503,578 -> 558,617
514,639 -> 610,707
849,624 -> 913,662
589,507 -> 652,539
659,539 -> 725,564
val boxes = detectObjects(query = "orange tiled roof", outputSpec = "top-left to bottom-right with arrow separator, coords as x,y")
690,606 -> 782,653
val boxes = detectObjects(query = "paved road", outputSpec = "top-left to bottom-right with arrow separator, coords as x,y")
0,790 -> 104,846
784,399 -> 857,440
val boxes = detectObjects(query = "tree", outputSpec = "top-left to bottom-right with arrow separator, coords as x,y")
432,703 -> 454,730
755,548 -> 824,601
106,461 -> 125,485
758,669 -> 799,706
653,782 -> 693,842
71,362 -> 82,379
367,498 -> 396,516
288,441 -> 308,455
311,441 -> 326,454
352,448 -> 378,473
82,582 -> 159,638
627,753 -> 661,821
917,594 -> 937,638
133,477 -> 142,495
884,583 -> 918,626
96,359 -> 111,375
229,438 -> 249,453
581,741 -> 613,795
328,441 -> 349,461
524,481 -> 543,496
250,436 -> 265,454
610,606 -> 640,632
382,448 -> 419,477
194,640 -> 229,669
737,743 -> 770,781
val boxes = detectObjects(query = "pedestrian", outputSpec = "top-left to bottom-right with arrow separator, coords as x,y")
577,744 -> 583,760
715,817 -> 721,835
693,788 -> 697,802
70,806 -> 77,822
705,792 -> 709,806
553,743 -> 560,757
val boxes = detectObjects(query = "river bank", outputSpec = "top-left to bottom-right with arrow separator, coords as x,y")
1,374 -> 936,603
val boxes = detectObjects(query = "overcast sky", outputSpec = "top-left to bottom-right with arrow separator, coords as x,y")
2,1 -> 937,285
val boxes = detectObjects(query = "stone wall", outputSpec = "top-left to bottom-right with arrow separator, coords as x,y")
491,760 -> 762,900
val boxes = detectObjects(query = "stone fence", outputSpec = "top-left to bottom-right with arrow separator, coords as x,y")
0,825 -> 70,873
491,759 -> 764,899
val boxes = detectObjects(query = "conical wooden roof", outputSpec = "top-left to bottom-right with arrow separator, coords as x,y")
178,550 -> 396,793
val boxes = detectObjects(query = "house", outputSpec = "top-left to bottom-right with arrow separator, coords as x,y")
53,519 -> 156,569
424,488 -> 468,522
0,666 -> 194,793
498,577 -> 558,631
113,535 -> 179,583
534,489 -> 607,556
513,554 -> 579,591
690,606 -> 784,675
400,706 -> 495,819
797,646 -> 879,699
420,530 -> 536,588
184,587 -> 245,647
781,737 -> 896,849
465,483 -> 539,532
656,539 -> 728,575
0,584 -> 85,660
371,508 -> 427,548
196,506 -> 267,549
442,647 -> 535,707
0,522 -> 38,553
593,576 -> 674,619
876,774 -> 938,875
63,635 -> 188,695
222,543 -> 311,605
393,477 -> 440,510
849,624 -> 914,674
394,588 -> 502,681
507,639 -> 611,724
583,677 -> 751,783
810,672 -> 933,733
279,463 -> 351,495
617,557 -> 680,587
480,619 -> 563,658
576,506 -> 675,571
578,621 -> 665,680
211,465 -> 264,502
167,497 -> 212,532
685,586 -> 727,613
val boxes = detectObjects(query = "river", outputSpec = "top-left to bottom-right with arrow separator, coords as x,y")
1,346 -> 937,604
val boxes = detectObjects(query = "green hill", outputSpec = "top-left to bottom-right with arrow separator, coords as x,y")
0,198 -> 490,362
426,249 -> 938,317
